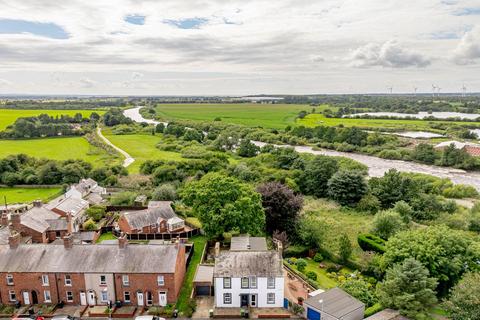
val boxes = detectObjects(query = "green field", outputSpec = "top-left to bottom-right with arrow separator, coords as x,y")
102,131 -> 184,173
152,103 -> 316,129
0,187 -> 62,204
0,109 -> 106,130
298,113 -> 480,130
0,136 -> 115,165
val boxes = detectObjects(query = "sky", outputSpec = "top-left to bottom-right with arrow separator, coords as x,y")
0,0 -> 479,95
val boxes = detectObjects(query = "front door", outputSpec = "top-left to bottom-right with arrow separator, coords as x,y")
240,294 -> 249,307
158,292 -> 167,307
23,292 -> 30,305
87,291 -> 95,305
80,292 -> 87,306
146,292 -> 153,306
31,291 -> 38,304
137,292 -> 144,307
250,294 -> 257,307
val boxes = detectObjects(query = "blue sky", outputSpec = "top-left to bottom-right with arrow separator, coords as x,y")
0,0 -> 478,95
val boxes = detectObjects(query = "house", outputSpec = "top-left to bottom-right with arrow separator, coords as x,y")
65,178 -> 106,205
0,233 -> 186,307
45,196 -> 89,232
434,140 -> 480,156
214,236 -> 284,308
304,287 -> 365,320
117,201 -> 185,234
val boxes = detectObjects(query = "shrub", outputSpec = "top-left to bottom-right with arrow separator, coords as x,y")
442,184 -> 478,199
283,245 -> 309,258
83,218 -> 98,231
378,149 -> 402,160
357,194 -> 381,214
393,200 -> 413,223
325,263 -> 342,273
152,184 -> 177,201
184,298 -> 197,318
86,206 -> 106,222
296,259 -> 307,272
313,253 -> 324,262
307,279 -> 320,289
109,191 -> 137,205
371,210 -> 406,239
357,233 -> 386,254
364,303 -> 383,317
306,271 -> 317,281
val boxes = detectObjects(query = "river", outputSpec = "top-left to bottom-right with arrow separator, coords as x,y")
124,107 -> 480,190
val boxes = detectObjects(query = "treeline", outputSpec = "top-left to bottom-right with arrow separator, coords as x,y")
1,113 -> 99,139
103,108 -> 133,126
0,154 -> 127,186
3,100 -> 125,110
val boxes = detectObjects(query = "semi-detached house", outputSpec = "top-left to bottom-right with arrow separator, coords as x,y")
0,232 -> 186,307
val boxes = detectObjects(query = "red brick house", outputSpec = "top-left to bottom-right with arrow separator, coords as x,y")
0,233 -> 186,307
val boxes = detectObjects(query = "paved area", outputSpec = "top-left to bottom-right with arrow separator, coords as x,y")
284,268 -> 310,304
192,296 -> 214,319
53,305 -> 86,317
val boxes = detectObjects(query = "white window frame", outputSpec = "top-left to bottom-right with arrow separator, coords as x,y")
122,275 -> 129,286
223,293 -> 232,304
100,275 -> 107,285
44,290 -> 51,303
101,291 -> 108,302
124,291 -> 131,303
6,274 -> 13,285
241,277 -> 249,289
41,275 -> 49,286
267,293 -> 275,304
8,290 -> 16,302
250,276 -> 257,289
157,275 -> 165,286
65,275 -> 72,286
267,277 -> 275,289
66,291 -> 73,302
223,277 -> 231,289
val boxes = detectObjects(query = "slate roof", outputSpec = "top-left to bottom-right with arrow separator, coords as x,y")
0,228 -> 9,245
230,236 -> 268,251
304,288 -> 364,319
21,207 -> 60,233
214,251 -> 283,277
46,197 -> 88,216
46,219 -> 68,231
122,201 -> 178,230
0,243 -> 180,273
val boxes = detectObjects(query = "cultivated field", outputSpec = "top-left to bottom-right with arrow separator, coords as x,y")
0,187 -> 62,204
0,137 -> 115,165
153,103 -> 316,129
0,109 -> 106,130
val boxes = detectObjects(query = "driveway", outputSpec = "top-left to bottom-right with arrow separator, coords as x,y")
96,126 -> 135,167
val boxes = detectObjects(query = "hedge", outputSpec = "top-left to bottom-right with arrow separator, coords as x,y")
357,233 -> 386,254
284,245 -> 309,258
364,303 -> 383,317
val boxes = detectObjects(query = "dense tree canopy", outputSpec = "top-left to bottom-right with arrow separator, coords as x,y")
444,272 -> 480,320
327,170 -> 368,206
369,169 -> 419,208
298,155 -> 339,197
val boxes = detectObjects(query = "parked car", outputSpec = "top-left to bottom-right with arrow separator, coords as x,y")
51,315 -> 79,320
134,316 -> 166,320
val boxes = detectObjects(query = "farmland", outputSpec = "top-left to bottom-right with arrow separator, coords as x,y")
0,187 -> 62,204
151,103 -> 317,129
0,109 -> 106,130
0,137 -> 116,166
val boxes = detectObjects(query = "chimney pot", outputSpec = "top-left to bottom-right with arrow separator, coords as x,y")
63,234 -> 74,249
8,230 -> 21,249
33,200 -> 42,208
118,232 -> 128,249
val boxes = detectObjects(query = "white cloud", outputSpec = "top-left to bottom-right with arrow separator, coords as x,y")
0,78 -> 12,86
452,26 -> 480,65
348,41 -> 431,68
79,78 -> 96,88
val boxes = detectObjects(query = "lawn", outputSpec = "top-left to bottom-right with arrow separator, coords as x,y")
0,109 -> 105,130
176,236 -> 207,316
102,131 -> 185,173
152,103 -> 320,129
298,113 -> 480,130
96,232 -> 117,243
0,136 -> 115,166
302,198 -> 373,261
0,187 -> 62,204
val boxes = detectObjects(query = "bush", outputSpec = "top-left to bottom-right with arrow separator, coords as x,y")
393,200 -> 413,223
86,206 -> 106,222
325,263 -> 342,273
357,194 -> 381,214
109,191 -> 137,205
357,233 -> 386,254
184,299 -> 197,318
83,218 -> 98,231
313,253 -> 324,262
296,259 -> 307,272
364,303 -> 383,317
306,271 -> 317,281
283,245 -> 309,258
442,184 -> 478,199
378,149 -> 402,160
371,210 -> 406,239
152,184 -> 177,201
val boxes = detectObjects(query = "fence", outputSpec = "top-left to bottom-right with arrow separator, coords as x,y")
115,228 -> 200,240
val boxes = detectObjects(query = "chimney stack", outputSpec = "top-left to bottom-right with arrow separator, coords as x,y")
63,234 -> 74,249
32,200 -> 42,208
66,212 -> 73,234
1,212 -> 8,227
118,233 -> 128,249
8,229 -> 21,249
9,213 -> 21,231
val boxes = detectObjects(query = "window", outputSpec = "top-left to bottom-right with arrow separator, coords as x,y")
101,291 -> 108,302
66,291 -> 73,302
157,275 -> 164,286
44,290 -> 51,303
65,275 -> 72,286
6,274 -> 13,285
124,292 -> 131,303
241,277 -> 249,288
267,277 -> 275,289
223,293 -> 232,304
223,277 -> 231,289
8,290 -> 16,302
122,275 -> 129,286
100,275 -> 106,285
250,276 -> 257,289
267,293 -> 275,304
41,275 -> 49,286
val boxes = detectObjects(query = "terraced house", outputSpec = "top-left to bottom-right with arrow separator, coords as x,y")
0,232 -> 186,307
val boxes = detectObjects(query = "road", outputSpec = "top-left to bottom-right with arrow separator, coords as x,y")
96,126 -> 135,167
124,107 -> 480,190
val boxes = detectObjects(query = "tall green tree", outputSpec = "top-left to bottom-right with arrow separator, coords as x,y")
237,139 -> 260,157
181,173 -> 265,238
377,258 -> 437,319
298,156 -> 338,197
444,272 -> 480,320
371,210 -> 406,239
338,233 -> 353,263
412,143 -> 438,164
327,170 -> 368,206
369,169 -> 419,208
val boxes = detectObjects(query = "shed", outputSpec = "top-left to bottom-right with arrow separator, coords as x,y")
304,288 -> 365,320
193,265 -> 214,296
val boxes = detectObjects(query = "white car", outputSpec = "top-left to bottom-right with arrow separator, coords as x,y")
134,316 -> 166,320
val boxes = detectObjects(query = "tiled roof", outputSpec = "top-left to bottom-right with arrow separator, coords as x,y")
214,251 -> 283,277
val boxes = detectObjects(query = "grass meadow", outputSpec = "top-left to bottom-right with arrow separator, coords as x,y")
0,109 -> 105,130
0,187 -> 62,204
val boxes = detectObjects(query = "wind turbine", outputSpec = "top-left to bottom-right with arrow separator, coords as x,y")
462,83 -> 467,97
387,86 -> 393,95
431,84 -> 436,97
413,87 -> 418,96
